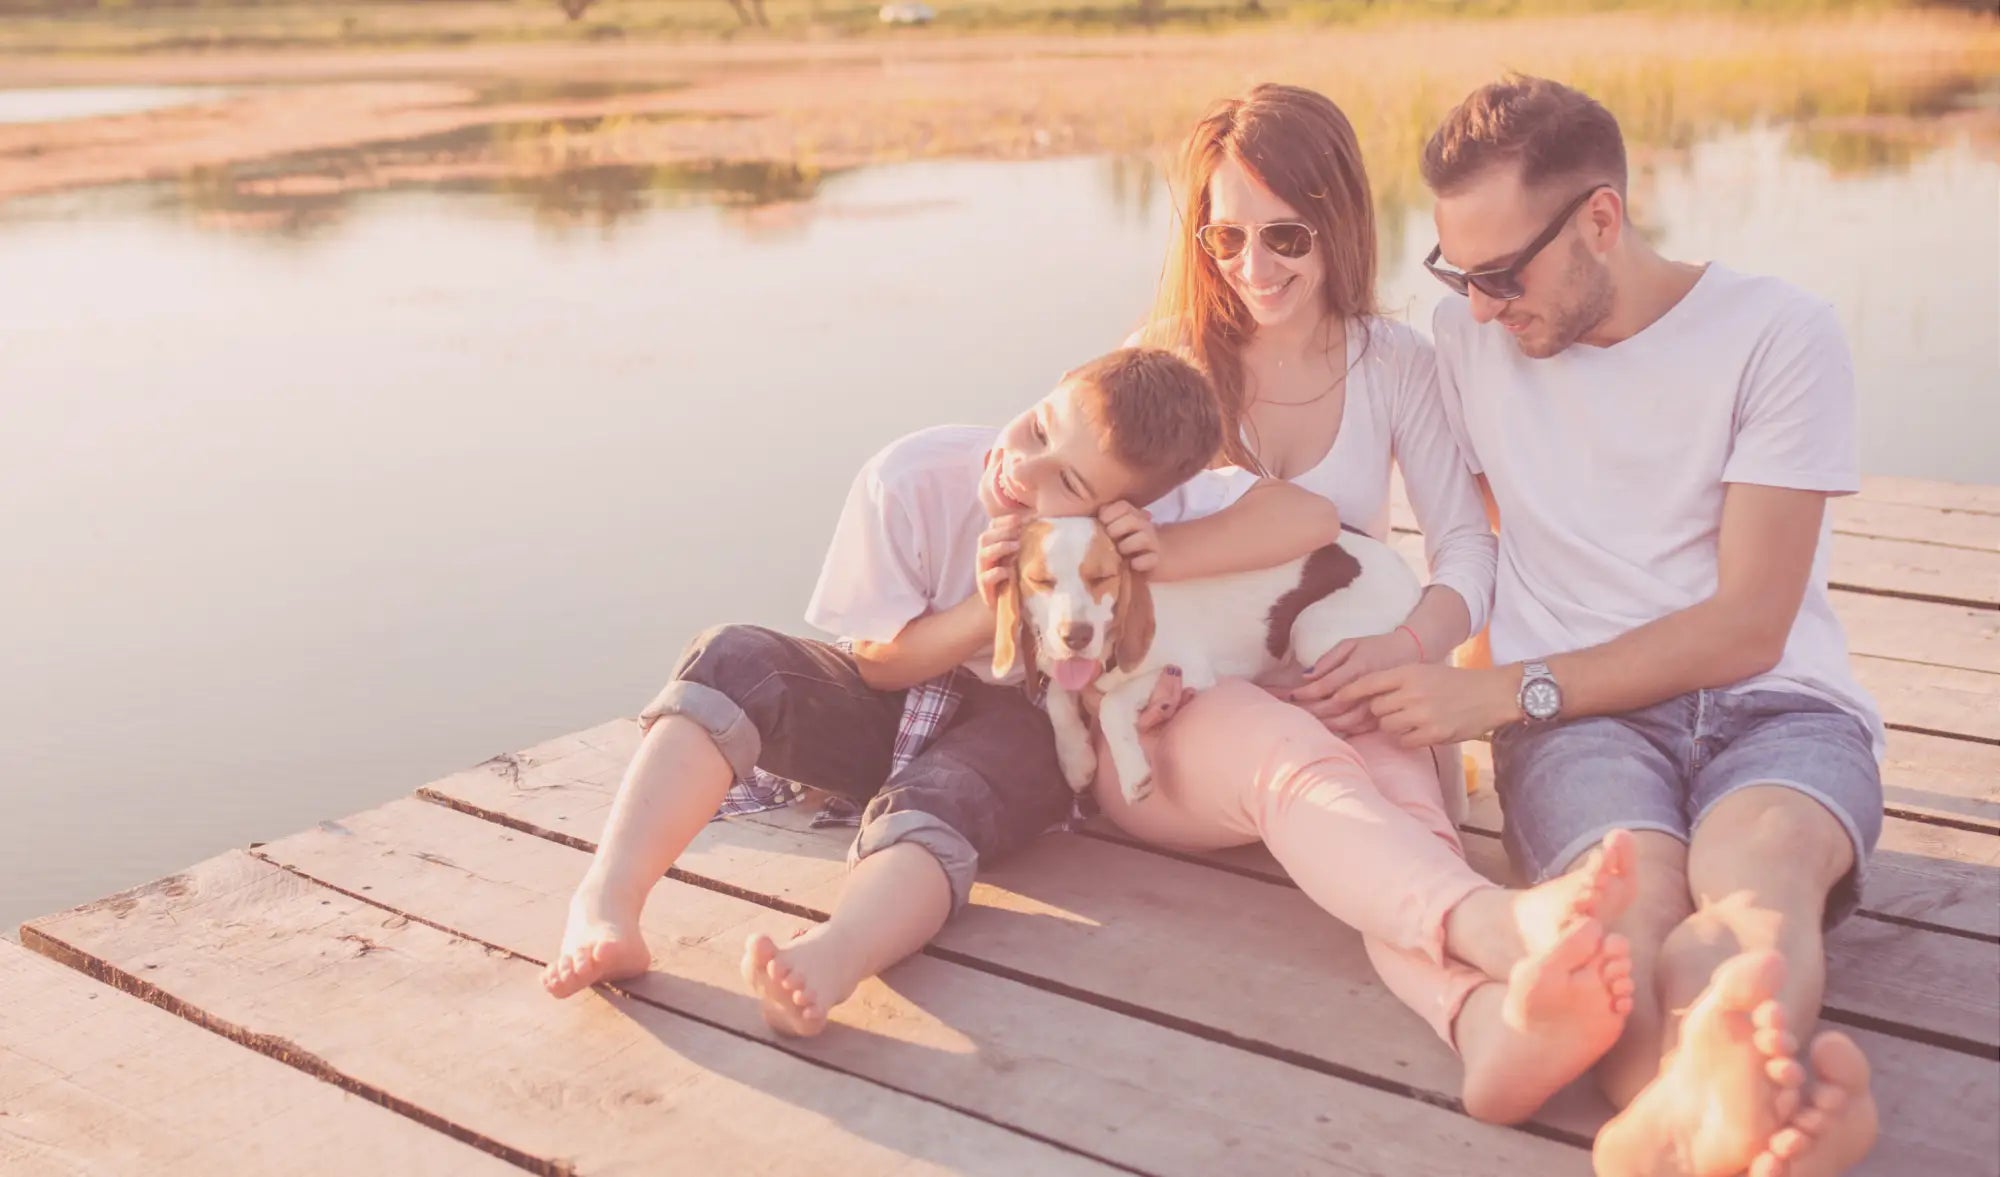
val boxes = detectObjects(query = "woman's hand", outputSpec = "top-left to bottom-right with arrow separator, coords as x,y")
977,515 -> 1024,607
1099,501 -> 1161,573
1287,629 -> 1424,735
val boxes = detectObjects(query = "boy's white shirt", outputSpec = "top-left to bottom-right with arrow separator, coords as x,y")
1432,262 -> 1884,754
806,425 -> 1260,684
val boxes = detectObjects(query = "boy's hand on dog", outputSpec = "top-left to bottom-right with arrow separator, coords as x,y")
1289,632 -> 1422,735
977,515 -> 1025,607
1098,501 -> 1161,573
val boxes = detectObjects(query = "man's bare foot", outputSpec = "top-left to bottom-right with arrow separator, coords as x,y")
1447,829 -> 1638,978
1458,918 -> 1637,1124
1594,952 -> 1808,1177
742,928 -> 861,1038
1748,1032 -> 1878,1177
542,890 -> 651,999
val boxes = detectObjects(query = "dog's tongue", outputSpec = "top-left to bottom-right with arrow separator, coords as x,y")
1052,658 -> 1101,692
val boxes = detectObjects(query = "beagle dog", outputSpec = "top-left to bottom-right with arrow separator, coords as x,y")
993,517 -> 1423,804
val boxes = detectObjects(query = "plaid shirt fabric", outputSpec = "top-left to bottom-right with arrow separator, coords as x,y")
713,666 -> 966,829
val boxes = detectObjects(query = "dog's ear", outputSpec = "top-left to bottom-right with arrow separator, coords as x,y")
992,568 -> 1024,680
1113,564 -> 1155,671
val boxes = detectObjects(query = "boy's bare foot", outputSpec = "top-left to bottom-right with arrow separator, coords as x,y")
742,928 -> 861,1038
1748,1032 -> 1878,1177
1594,952 -> 1809,1177
542,890 -> 652,999
1459,918 -> 1636,1124
1448,829 -> 1638,979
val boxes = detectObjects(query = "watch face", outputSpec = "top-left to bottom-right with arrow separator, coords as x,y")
1523,680 -> 1562,720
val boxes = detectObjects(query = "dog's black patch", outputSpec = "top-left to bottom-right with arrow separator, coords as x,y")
1264,542 -> 1363,657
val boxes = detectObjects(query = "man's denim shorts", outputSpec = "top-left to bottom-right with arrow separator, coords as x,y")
1490,688 -> 1883,925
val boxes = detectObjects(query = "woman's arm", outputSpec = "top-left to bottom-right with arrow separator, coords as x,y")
1151,478 -> 1341,581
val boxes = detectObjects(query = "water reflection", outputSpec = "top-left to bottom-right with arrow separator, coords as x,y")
0,84 -> 235,125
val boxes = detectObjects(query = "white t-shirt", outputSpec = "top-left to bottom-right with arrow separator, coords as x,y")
1280,317 -> 1497,636
805,425 -> 1260,683
1432,263 -> 1883,753
1127,317 -> 1497,633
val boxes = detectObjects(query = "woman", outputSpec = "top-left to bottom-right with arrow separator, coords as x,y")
1103,84 -> 1635,1125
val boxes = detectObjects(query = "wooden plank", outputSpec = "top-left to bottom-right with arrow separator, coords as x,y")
1879,730 -> 2000,828
0,941 -> 517,1177
1459,784 -> 2000,942
1852,657 -> 2000,743
418,741 -> 1613,1142
257,797 -> 1591,1176
1832,499 -> 2000,553
1826,535 -> 1999,609
419,728 -> 2000,1174
1858,477 -> 2000,517
20,853 -> 1116,1177
1831,594 -> 2000,675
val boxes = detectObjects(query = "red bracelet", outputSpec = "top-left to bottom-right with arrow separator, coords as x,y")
1397,625 -> 1426,662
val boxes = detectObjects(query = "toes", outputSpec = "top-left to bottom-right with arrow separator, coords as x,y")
1707,952 -> 1787,1014
1806,1030 -> 1873,1092
1748,1152 -> 1788,1177
1766,1056 -> 1807,1089
1809,1081 -> 1848,1113
1791,1106 -> 1831,1135
1545,917 -> 1606,972
1753,1026 -> 1797,1058
1769,1127 -> 1811,1158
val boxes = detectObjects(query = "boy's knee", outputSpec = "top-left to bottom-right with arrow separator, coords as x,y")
637,624 -> 790,779
851,811 -> 978,916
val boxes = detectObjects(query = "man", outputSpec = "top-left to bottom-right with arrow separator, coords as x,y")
1340,76 -> 1882,1177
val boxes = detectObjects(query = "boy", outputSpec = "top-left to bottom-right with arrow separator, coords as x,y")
544,347 -> 1341,1036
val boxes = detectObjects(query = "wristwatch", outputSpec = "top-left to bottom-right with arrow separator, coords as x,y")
1518,661 -> 1563,722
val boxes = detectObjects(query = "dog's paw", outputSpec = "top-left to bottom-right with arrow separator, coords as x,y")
1120,772 -> 1154,805
1058,744 -> 1097,794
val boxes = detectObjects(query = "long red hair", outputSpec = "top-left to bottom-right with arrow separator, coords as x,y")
1143,84 -> 1380,472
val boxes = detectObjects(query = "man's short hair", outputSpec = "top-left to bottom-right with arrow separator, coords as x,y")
1071,347 -> 1222,502
1421,75 -> 1628,198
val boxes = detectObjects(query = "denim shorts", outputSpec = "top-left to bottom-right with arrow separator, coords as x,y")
1490,689 -> 1883,925
639,624 -> 1072,915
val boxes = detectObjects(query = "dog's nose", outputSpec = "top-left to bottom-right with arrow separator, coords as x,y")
1058,622 -> 1094,652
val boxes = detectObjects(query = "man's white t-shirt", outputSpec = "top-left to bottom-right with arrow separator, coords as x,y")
805,425 -> 1259,684
1432,263 -> 1884,754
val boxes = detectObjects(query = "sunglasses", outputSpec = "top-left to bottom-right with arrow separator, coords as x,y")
1195,220 -> 1317,262
1424,185 -> 1608,301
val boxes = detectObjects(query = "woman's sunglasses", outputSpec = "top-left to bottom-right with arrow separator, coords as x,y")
1195,221 -> 1317,262
1423,185 -> 1608,301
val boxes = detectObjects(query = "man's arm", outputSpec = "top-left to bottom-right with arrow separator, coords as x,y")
1336,482 -> 1829,745
1151,478 -> 1342,582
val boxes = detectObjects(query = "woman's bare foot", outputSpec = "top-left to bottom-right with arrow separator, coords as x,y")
542,887 -> 652,999
1458,918 -> 1637,1124
1748,1032 -> 1878,1177
1594,952 -> 1809,1177
742,928 -> 863,1038
1448,829 -> 1639,979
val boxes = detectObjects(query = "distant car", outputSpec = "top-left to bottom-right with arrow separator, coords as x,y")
878,2 -> 935,24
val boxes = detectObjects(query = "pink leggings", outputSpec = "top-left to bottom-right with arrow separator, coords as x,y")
1092,679 -> 1495,1044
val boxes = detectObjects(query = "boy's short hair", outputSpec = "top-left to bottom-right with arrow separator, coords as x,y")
1068,347 -> 1223,504
1420,75 -> 1627,198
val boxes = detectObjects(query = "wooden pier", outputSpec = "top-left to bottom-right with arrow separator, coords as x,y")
8,476 -> 1997,1176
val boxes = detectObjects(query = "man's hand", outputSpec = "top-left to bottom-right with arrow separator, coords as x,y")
977,515 -> 1024,608
1288,630 -> 1424,735
1332,664 -> 1520,747
1099,501 -> 1161,573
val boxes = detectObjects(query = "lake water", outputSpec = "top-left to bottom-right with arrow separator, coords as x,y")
0,85 -> 235,125
2,114 -> 1995,932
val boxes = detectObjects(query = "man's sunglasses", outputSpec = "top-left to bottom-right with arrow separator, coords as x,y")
1424,185 -> 1609,301
1195,220 -> 1317,262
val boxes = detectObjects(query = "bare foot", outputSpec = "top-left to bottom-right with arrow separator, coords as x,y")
1447,829 -> 1639,978
1594,952 -> 1808,1177
1748,1032 -> 1878,1177
741,928 -> 860,1038
542,890 -> 651,999
1459,918 -> 1637,1124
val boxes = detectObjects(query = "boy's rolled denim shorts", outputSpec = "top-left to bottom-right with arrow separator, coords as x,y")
1491,688 -> 1883,925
